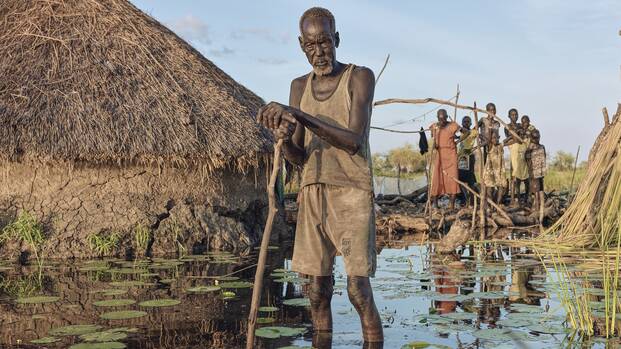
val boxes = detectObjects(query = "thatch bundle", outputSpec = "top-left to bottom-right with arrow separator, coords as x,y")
0,0 -> 272,171
543,104 -> 621,248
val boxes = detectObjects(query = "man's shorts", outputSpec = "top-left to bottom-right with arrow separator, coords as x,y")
291,183 -> 376,277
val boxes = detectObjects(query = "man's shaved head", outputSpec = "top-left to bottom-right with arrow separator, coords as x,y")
299,7 -> 336,34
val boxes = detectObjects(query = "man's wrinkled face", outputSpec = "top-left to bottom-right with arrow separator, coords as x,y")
509,110 -> 519,123
299,17 -> 338,76
462,117 -> 472,129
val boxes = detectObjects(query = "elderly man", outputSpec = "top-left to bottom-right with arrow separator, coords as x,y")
257,7 -> 383,346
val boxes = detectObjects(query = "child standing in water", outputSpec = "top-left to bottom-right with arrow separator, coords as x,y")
525,129 -> 546,211
484,132 -> 506,204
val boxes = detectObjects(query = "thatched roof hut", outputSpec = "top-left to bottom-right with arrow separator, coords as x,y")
0,0 -> 278,259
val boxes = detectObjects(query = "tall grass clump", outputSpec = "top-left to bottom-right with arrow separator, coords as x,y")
134,224 -> 151,255
0,211 -> 45,266
87,232 -> 120,256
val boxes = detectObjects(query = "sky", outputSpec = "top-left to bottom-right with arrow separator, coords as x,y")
131,0 -> 621,160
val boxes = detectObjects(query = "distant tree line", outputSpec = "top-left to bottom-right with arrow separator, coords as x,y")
373,144 -> 585,179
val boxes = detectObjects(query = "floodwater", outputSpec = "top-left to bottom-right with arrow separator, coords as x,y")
0,240 -> 619,349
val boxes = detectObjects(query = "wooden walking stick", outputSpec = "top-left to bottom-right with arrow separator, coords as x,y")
246,138 -> 284,349
473,102 -> 487,240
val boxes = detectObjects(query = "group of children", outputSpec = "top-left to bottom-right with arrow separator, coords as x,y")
428,102 -> 546,211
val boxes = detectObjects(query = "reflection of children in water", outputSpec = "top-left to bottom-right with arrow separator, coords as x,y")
509,260 -> 546,306
431,253 -> 463,314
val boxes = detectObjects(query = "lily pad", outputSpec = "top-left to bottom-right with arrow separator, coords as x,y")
109,281 -> 148,288
440,312 -> 477,321
92,289 -> 128,296
218,281 -> 253,289
222,291 -> 236,299
472,328 -> 513,341
93,299 -> 136,307
257,317 -> 276,324
68,342 -> 126,349
100,310 -> 147,320
16,296 -> 61,304
283,298 -> 311,307
50,324 -> 103,336
31,337 -> 61,344
273,277 -> 309,284
527,323 -> 568,334
255,326 -> 306,339
497,318 -> 536,327
138,299 -> 181,307
510,304 -> 543,313
259,306 -> 279,312
400,342 -> 430,349
187,285 -> 220,293
216,276 -> 240,281
80,329 -> 128,342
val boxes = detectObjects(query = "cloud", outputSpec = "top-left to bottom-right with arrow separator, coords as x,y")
230,28 -> 290,44
169,15 -> 211,45
208,46 -> 235,57
257,57 -> 288,65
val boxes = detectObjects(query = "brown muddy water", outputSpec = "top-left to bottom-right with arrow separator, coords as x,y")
0,241 -> 619,349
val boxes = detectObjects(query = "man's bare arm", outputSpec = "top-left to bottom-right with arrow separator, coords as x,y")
292,67 -> 374,155
258,66 -> 375,156
283,77 -> 307,166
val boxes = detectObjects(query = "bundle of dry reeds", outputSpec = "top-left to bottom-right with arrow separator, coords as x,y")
542,105 -> 621,248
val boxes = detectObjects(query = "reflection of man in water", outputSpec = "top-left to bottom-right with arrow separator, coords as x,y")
257,7 -> 382,346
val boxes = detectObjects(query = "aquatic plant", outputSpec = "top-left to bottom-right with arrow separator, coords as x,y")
87,232 -> 120,256
540,248 -> 621,338
254,326 -> 306,339
133,224 -> 151,254
0,274 -> 43,298
15,295 -> 60,304
169,219 -> 187,259
138,298 -> 180,307
0,211 -> 45,265
100,310 -> 147,320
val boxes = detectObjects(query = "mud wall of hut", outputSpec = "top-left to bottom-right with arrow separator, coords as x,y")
0,162 -> 282,259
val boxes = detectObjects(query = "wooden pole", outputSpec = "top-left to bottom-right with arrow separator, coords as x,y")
569,145 -> 581,192
452,84 -> 460,122
444,170 -> 512,222
473,102 -> 487,239
246,138 -> 284,349
603,107 -> 610,128
375,54 -> 390,87
374,97 -> 524,143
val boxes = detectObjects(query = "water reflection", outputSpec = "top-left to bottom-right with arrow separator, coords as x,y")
0,241 -> 619,349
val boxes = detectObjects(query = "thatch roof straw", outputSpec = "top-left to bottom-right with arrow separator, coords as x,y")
0,0 -> 272,172
542,104 -> 621,248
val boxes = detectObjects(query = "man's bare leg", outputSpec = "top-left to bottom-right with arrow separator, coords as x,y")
347,276 -> 383,342
496,187 -> 505,205
312,331 -> 333,349
449,194 -> 456,210
308,276 -> 333,332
